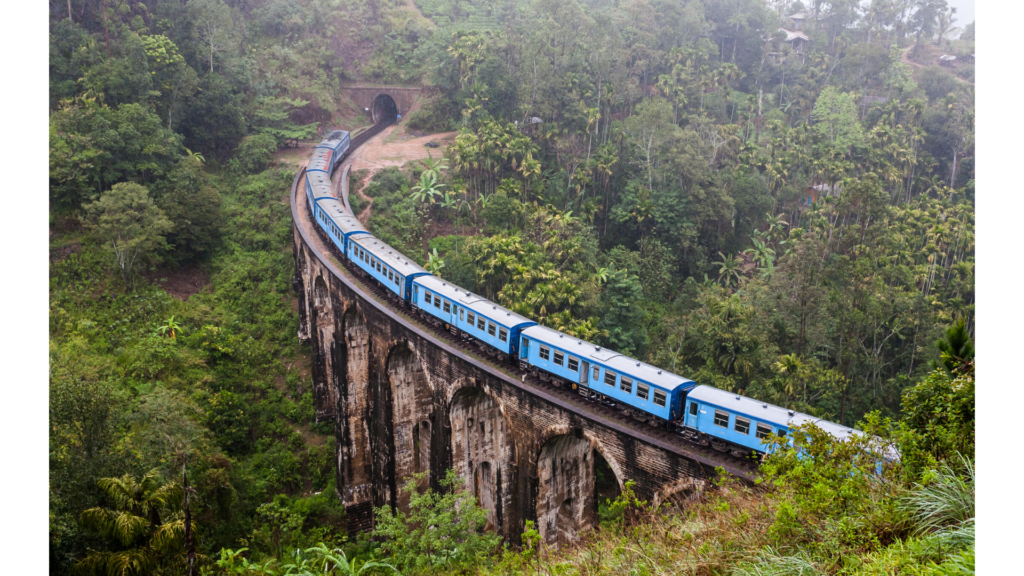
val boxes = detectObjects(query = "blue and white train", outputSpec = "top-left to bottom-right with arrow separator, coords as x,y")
303,126 -> 876,460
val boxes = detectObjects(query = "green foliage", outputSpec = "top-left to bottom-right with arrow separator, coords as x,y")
899,370 -> 975,469
597,269 -> 647,357
230,134 -> 279,176
812,86 -> 865,154
85,183 -> 174,289
75,471 -> 186,576
372,469 -> 501,573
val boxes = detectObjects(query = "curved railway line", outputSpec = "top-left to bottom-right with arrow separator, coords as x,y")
291,116 -> 761,483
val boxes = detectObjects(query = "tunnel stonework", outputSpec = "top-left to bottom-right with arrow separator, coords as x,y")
291,172 -> 718,542
340,86 -> 422,121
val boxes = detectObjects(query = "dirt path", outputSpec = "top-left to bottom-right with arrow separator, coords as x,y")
331,123 -> 457,225
902,45 -> 975,86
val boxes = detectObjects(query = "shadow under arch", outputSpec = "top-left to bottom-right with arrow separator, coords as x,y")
449,383 -> 518,536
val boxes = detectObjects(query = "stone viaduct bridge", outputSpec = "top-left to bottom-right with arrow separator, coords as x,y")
291,98 -> 755,545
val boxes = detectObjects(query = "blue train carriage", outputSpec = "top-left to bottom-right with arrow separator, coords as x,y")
308,148 -> 332,175
411,276 -> 537,357
318,130 -> 351,169
681,385 -> 861,458
518,325 -> 692,424
305,170 -> 333,214
348,235 -> 429,301
313,197 -> 369,254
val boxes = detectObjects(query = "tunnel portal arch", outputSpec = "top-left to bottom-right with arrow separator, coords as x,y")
372,94 -> 399,123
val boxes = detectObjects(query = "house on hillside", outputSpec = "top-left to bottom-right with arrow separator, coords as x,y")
938,54 -> 958,68
788,11 -> 810,31
769,28 -> 810,63
803,183 -> 841,206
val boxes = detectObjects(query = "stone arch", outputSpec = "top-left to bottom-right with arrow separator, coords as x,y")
535,431 -> 598,547
386,342 -> 436,511
335,305 -> 374,528
311,275 -> 339,421
653,475 -> 709,510
449,383 -> 516,535
534,426 -> 626,493
372,94 -> 399,123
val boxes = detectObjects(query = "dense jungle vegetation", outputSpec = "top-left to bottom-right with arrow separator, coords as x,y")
48,0 -> 974,574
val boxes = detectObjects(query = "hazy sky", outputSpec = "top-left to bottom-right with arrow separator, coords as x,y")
947,0 -> 975,29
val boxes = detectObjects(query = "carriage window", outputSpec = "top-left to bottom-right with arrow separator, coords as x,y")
593,366 -> 600,381
395,275 -> 400,286
713,410 -> 729,427
388,270 -> 393,281
487,323 -> 496,337
689,402 -> 698,416
499,328 -> 508,342
567,357 -> 579,372
620,377 -> 633,394
637,383 -> 649,400
467,312 -> 475,326
777,430 -> 787,438
553,351 -> 564,366
443,301 -> 451,313
477,317 -> 485,330
433,295 -> 441,309
459,309 -> 465,321
539,346 -> 550,361
604,371 -> 616,386
734,417 -> 751,435
654,390 -> 667,407
756,423 -> 773,440
377,262 -> 382,273
424,293 -> 432,305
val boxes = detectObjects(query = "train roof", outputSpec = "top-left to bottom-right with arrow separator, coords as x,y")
521,325 -> 694,391
307,171 -> 332,194
317,198 -> 368,236
687,385 -> 859,440
414,276 -> 536,328
321,130 -> 350,146
350,235 -> 428,277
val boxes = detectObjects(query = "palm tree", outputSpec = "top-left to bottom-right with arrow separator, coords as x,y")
772,353 -> 807,403
76,471 -> 185,576
299,543 -> 397,575
744,238 -> 776,272
934,317 -> 974,375
715,252 -> 743,288
411,172 -> 445,205
935,6 -> 959,46
420,153 -> 448,181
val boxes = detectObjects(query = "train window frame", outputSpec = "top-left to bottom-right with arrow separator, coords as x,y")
539,346 -> 550,361
777,430 -> 787,438
443,301 -> 451,313
689,402 -> 698,416
637,383 -> 649,400
713,410 -> 729,427
755,423 -> 772,440
734,417 -> 751,435
593,366 -> 600,381
499,328 -> 508,342
487,323 -> 496,337
477,317 -> 485,331
553,351 -> 564,366
394,275 -> 400,286
604,370 -> 616,387
433,296 -> 441,309
654,390 -> 667,407
567,356 -> 579,372
424,293 -> 432,305
459,309 -> 465,321
467,312 -> 476,326
620,376 -> 633,394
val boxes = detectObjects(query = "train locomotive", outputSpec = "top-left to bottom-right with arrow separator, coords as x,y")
303,125 -> 878,461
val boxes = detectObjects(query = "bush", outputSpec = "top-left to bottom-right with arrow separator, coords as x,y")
231,133 -> 279,175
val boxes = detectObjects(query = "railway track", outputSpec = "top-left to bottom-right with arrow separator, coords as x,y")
305,117 -> 760,481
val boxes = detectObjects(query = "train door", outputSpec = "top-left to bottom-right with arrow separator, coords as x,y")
684,400 -> 700,429
580,361 -> 589,386
520,336 -> 530,360
412,285 -> 419,305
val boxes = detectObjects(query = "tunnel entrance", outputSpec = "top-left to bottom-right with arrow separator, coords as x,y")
372,94 -> 399,123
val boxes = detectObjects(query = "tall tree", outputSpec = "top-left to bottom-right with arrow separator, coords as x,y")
85,183 -> 173,289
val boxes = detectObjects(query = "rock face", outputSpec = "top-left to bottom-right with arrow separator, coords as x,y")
291,175 -> 714,543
